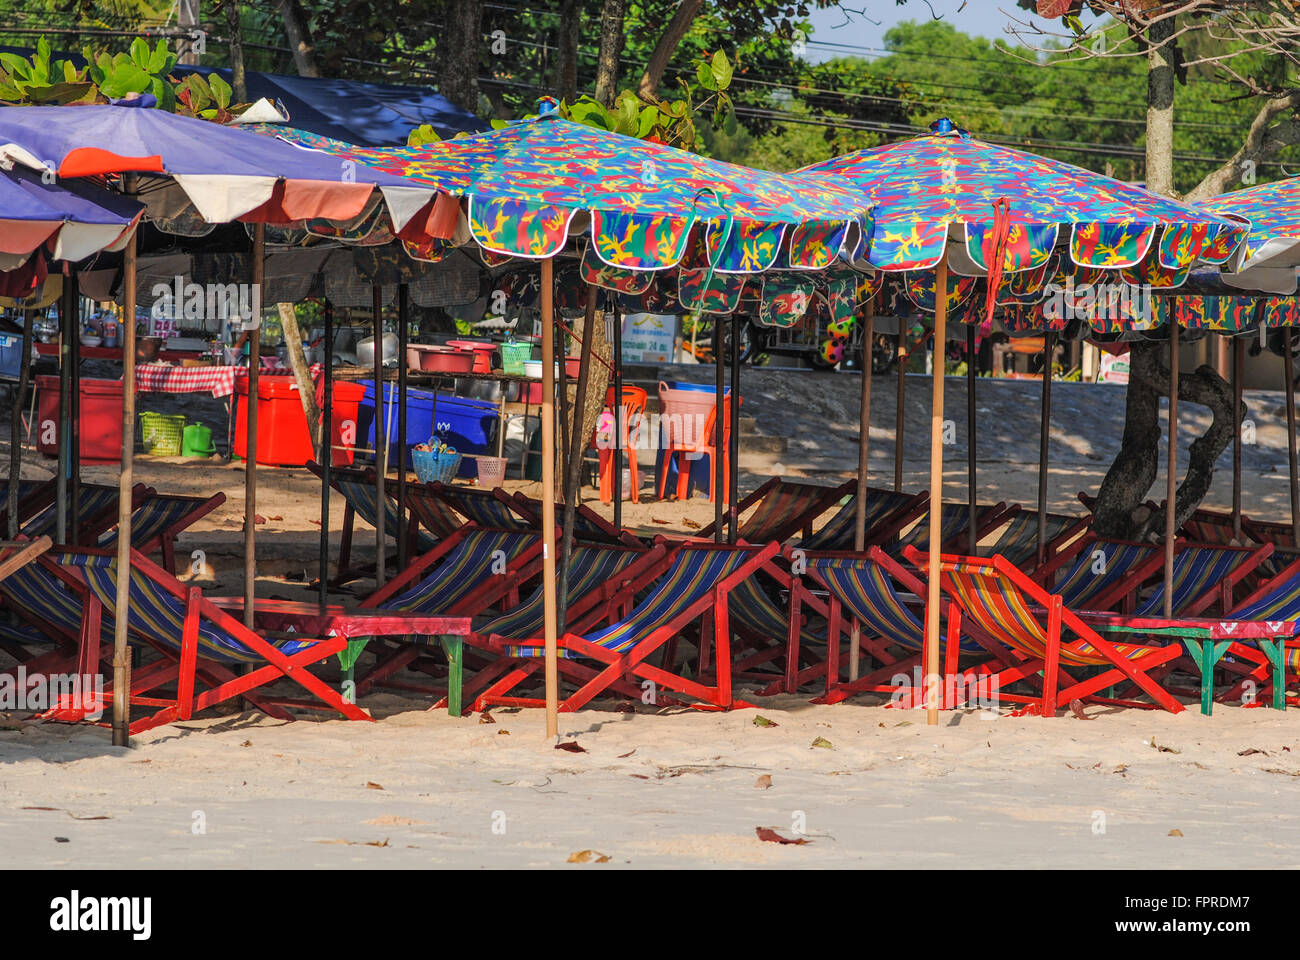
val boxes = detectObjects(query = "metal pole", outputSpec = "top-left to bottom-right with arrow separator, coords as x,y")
612,306 -> 623,531
372,285 -> 386,589
57,272 -> 73,543
540,257 -> 559,739
243,222 -> 264,631
895,321 -> 906,492
1037,332 -> 1055,567
112,221 -> 138,746
713,316 -> 724,542
70,287 -> 81,545
319,298 -> 333,609
967,324 -> 977,556
849,301 -> 875,682
1164,321 -> 1178,620
1232,335 -> 1243,540
728,315 -> 741,543
1285,334 -> 1300,548
397,283 -> 409,571
924,260 -> 948,726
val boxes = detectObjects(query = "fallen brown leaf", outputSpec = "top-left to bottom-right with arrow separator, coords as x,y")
753,715 -> 778,728
497,729 -> 510,736
756,827 -> 810,845
567,849 -> 611,863
555,741 -> 587,753
1068,699 -> 1090,720
316,837 -> 390,847
479,711 -> 496,724
651,517 -> 671,525
1238,748 -> 1267,756
1263,767 -> 1300,777
811,736 -> 833,749
240,740 -> 252,747
617,749 -> 636,758
754,774 -> 772,789
1168,829 -> 1184,837
365,781 -> 384,790
682,518 -> 701,529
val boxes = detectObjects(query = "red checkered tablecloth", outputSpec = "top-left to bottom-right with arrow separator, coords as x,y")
135,363 -> 324,398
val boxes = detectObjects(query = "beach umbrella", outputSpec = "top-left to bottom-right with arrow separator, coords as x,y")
800,118 -> 1247,722
0,103 -> 443,745
275,104 -> 868,736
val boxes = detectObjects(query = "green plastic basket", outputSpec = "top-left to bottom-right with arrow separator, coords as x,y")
501,341 -> 533,376
140,412 -> 186,456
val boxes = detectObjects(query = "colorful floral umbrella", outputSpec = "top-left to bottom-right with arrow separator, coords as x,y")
1201,177 -> 1300,295
257,106 -> 868,274
799,118 -> 1247,314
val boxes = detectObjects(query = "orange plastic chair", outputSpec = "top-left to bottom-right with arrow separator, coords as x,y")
659,396 -> 740,503
595,385 -> 647,504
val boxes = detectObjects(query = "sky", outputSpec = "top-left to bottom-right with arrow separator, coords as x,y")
801,0 -> 1102,62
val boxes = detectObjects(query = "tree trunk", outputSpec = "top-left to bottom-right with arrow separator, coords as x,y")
1144,16 -> 1176,196
275,0 -> 319,77
224,0 -> 248,103
277,303 -> 322,449
594,0 -> 627,106
556,0 -> 580,103
637,0 -> 705,99
1091,341 -> 1243,541
438,0 -> 484,114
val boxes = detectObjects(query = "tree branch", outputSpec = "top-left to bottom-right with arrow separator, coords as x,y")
637,0 -> 705,99
1183,89 -> 1300,201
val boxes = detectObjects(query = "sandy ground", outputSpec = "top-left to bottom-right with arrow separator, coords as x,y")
2,368 -> 1300,869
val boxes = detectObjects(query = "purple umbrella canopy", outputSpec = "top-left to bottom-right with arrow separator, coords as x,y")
0,103 -> 437,230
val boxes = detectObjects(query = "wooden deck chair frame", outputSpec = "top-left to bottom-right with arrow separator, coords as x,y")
902,545 -> 1185,715
695,477 -> 856,543
470,541 -> 782,713
34,547 -> 373,734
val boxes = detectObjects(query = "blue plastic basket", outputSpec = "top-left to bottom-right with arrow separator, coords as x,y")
411,446 -> 463,484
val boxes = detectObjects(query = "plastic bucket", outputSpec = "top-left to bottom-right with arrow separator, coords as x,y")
139,412 -> 186,456
476,456 -> 507,486
501,341 -> 532,376
658,380 -> 727,448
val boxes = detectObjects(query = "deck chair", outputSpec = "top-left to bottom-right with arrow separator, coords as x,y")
346,526 -> 548,699
0,477 -> 55,531
1128,542 -> 1273,619
883,500 -> 1014,558
902,545 -> 1185,715
980,509 -> 1091,569
695,477 -> 855,543
429,483 -> 531,530
35,547 -> 371,734
470,541 -> 782,713
306,461 -> 432,584
509,491 -> 644,547
450,542 -> 673,711
1033,537 -> 1167,611
401,480 -> 464,543
798,487 -> 930,551
0,540 -> 115,673
19,482 -> 144,543
96,491 -> 226,573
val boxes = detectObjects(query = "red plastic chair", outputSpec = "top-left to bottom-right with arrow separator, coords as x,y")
595,385 -> 647,504
659,397 -> 739,503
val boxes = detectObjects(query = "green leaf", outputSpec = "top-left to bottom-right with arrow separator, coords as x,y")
208,72 -> 232,110
147,39 -> 171,75
129,37 -> 149,67
752,715 -> 779,727
695,60 -> 717,91
25,80 -> 95,104
0,53 -> 32,77
710,50 -> 733,91
810,736 -> 833,749
98,63 -> 152,99
635,106 -> 658,139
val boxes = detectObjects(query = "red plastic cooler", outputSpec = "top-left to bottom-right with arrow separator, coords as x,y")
36,375 -> 123,464
234,374 -> 364,467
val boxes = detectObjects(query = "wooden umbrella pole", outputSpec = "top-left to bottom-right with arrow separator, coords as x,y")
612,306 -> 623,531
967,324 -> 977,556
728,315 -> 741,542
1164,321 -> 1179,620
1285,334 -> 1300,548
849,302 -> 875,682
560,288 -> 598,633
1036,332 -> 1055,568
713,316 -> 724,542
244,222 -> 264,631
924,258 -> 948,727
319,298 -> 333,609
372,285 -> 386,589
895,322 -> 906,492
396,283 -> 409,571
1232,335 -> 1243,540
112,221 -> 138,746
57,272 -> 74,543
541,257 -> 559,739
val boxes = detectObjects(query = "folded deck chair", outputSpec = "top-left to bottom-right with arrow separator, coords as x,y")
1127,542 -> 1272,618
695,477 -> 855,543
401,480 -> 465,542
471,541 -> 781,712
798,487 -> 929,551
902,545 -> 1184,715
19,482 -> 143,543
0,540 -> 113,675
451,543 -> 672,711
980,509 -> 1091,569
306,461 -> 432,584
0,477 -> 55,531
1033,537 -> 1167,612
883,500 -> 1013,558
509,491 -> 644,547
96,491 -> 226,573
430,483 -> 530,530
35,547 -> 371,734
